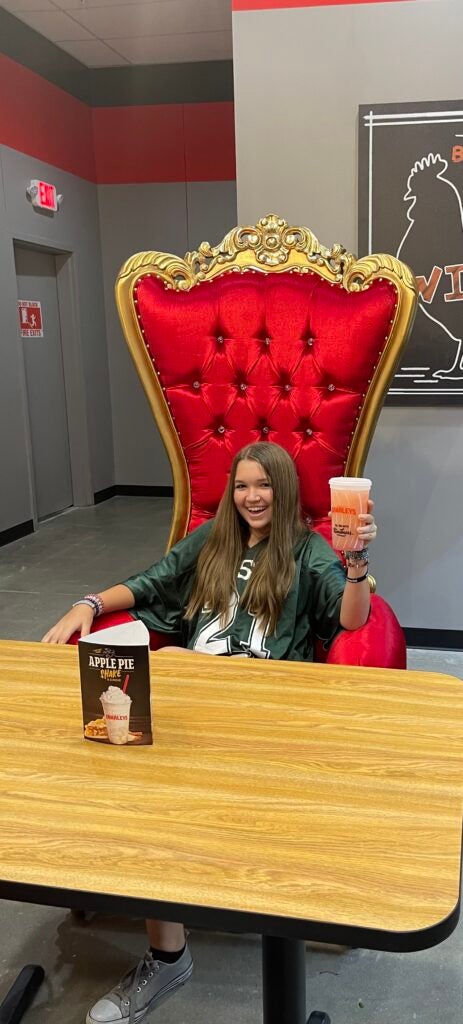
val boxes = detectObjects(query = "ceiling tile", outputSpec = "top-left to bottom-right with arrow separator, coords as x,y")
0,0 -> 56,11
67,0 -> 231,38
11,8 -> 97,38
112,29 -> 232,64
53,0 -> 230,22
1,0 -> 233,67
57,38 -> 130,64
52,0 -> 147,7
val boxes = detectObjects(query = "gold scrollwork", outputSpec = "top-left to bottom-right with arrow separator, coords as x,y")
187,214 -> 344,273
343,252 -> 417,292
117,250 -> 195,290
117,216 -> 417,296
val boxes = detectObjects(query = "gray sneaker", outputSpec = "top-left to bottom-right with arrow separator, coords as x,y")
86,945 -> 193,1024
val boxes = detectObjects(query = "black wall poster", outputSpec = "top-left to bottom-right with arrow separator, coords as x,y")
359,100 -> 463,404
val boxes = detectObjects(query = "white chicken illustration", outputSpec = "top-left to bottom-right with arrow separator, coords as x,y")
397,153 -> 463,379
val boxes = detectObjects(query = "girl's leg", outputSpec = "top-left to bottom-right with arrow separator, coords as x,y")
146,919 -> 186,951
86,920 -> 192,1024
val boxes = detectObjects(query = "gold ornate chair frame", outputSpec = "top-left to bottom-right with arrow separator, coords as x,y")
115,215 -> 418,551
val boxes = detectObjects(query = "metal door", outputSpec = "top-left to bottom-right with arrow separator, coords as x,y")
15,245 -> 73,519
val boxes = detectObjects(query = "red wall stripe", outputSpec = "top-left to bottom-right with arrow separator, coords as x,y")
184,102 -> 236,182
92,105 -> 186,184
93,102 -> 236,184
0,53 -> 95,181
233,0 -> 415,8
0,53 -> 236,184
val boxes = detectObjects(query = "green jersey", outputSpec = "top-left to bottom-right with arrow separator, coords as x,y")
123,521 -> 346,661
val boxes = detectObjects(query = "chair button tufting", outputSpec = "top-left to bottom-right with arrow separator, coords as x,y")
284,384 -> 291,392
262,426 -> 269,435
193,380 -> 201,390
264,337 -> 271,346
307,338 -> 314,346
239,383 -> 247,391
327,383 -> 335,392
217,335 -> 224,344
218,425 -> 225,434
305,428 -> 313,436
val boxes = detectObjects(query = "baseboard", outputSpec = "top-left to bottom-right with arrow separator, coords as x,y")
0,519 -> 34,547
94,485 -> 174,502
405,628 -> 463,651
94,486 -> 117,504
116,485 -> 174,497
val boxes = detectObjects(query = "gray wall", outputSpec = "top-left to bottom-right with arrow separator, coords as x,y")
0,134 -> 237,531
233,1 -> 463,247
233,0 -> 463,630
0,144 -> 113,532
368,407 -> 463,628
0,152 -> 33,532
98,179 -> 237,486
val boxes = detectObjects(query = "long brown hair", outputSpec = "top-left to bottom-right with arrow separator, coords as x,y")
185,442 -> 307,636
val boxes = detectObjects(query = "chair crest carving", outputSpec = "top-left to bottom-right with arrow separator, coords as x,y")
117,214 -> 417,294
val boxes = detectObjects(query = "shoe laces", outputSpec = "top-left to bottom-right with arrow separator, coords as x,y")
117,950 -> 160,1024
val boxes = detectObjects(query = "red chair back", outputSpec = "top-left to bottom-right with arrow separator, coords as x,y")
116,216 -> 417,548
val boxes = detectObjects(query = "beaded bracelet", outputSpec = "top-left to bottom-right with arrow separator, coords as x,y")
72,593 -> 104,617
344,546 -> 369,566
84,593 -> 104,616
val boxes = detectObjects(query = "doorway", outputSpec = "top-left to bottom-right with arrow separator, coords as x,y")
15,244 -> 74,520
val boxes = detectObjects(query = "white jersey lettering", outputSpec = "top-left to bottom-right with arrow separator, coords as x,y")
193,595 -> 271,659
193,593 -> 239,655
239,614 -> 271,659
237,559 -> 254,581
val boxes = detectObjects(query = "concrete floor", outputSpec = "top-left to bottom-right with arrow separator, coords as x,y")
0,496 -> 462,1024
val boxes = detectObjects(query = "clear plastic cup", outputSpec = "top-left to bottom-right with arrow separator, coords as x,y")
329,477 -> 371,552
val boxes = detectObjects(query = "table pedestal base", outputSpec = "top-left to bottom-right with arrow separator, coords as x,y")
0,965 -> 44,1024
262,937 -> 330,1024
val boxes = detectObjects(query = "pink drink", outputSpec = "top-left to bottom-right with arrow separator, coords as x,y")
329,477 -> 371,552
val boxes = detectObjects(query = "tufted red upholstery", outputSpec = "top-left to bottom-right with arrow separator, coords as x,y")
136,270 -> 397,538
129,265 -> 405,668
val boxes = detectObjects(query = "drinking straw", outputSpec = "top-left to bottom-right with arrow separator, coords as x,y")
122,674 -> 130,693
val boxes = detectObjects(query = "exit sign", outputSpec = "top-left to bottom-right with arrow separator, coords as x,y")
28,180 -> 58,212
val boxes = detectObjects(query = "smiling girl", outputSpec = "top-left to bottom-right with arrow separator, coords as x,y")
43,442 -> 376,657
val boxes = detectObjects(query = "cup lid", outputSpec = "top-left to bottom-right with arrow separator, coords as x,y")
329,477 -> 372,489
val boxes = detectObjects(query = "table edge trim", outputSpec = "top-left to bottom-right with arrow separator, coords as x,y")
0,879 -> 459,953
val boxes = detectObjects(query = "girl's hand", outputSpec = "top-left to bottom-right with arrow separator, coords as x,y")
41,604 -> 95,644
357,499 -> 377,546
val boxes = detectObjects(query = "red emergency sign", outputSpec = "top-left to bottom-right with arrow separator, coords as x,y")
18,300 -> 43,338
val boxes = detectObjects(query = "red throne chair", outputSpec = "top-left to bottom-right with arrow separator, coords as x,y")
114,215 -> 417,669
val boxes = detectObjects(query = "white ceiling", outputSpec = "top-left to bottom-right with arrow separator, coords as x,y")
0,0 -> 233,67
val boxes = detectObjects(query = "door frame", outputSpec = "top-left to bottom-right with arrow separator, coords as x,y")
14,238 -> 93,524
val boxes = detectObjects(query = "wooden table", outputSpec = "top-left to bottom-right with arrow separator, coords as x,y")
0,640 -> 463,1024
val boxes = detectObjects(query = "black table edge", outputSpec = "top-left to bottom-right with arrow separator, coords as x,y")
0,878 -> 459,954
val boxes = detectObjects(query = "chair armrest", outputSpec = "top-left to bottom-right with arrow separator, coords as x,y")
68,611 -> 173,652
325,594 -> 406,669
147,630 -> 174,651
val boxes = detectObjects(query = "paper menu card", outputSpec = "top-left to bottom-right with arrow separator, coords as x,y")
78,620 -> 152,745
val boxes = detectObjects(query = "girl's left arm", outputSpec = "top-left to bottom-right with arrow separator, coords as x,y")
339,500 -> 377,631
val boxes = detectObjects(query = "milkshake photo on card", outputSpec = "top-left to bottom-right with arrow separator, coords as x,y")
78,620 -> 153,745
